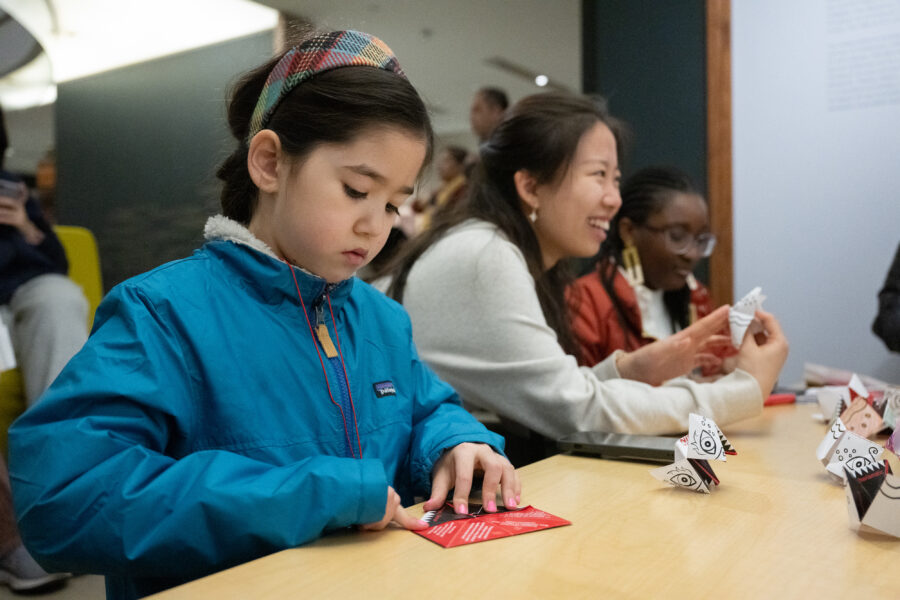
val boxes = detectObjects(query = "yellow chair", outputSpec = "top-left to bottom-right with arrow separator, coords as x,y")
0,226 -> 103,456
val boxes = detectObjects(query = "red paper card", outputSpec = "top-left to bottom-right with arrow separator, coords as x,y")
415,504 -> 570,548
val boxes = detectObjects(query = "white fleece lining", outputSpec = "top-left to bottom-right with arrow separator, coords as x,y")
203,214 -> 328,281
203,215 -> 279,260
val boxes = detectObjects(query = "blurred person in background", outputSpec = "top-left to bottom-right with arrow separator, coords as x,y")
0,104 -> 76,593
470,86 -> 508,143
873,241 -> 900,352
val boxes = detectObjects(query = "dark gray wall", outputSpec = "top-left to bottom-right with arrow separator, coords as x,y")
56,31 -> 274,289
583,0 -> 706,187
582,0 -> 707,279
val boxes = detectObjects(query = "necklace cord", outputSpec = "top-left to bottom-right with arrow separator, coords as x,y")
285,261 -> 362,459
327,294 -> 364,458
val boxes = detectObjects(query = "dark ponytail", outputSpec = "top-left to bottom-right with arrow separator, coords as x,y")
217,37 -> 434,225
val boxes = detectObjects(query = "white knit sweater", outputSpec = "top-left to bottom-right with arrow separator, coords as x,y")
398,219 -> 762,438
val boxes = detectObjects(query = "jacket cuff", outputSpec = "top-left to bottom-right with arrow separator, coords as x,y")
355,459 -> 389,524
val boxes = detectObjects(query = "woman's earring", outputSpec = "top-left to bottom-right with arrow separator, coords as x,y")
529,208 -> 538,223
686,273 -> 698,291
621,242 -> 644,286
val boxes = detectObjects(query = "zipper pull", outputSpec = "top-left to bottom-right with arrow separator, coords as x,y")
314,302 -> 338,358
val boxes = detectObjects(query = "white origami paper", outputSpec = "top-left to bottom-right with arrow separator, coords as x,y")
811,374 -> 872,427
832,375 -> 886,439
729,287 -> 766,348
650,414 -> 736,493
844,457 -> 900,538
815,417 -> 884,482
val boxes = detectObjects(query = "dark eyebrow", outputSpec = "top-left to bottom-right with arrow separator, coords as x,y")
581,158 -> 619,171
346,164 -> 415,196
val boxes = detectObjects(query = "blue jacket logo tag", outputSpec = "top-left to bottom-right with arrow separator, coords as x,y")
373,381 -> 396,398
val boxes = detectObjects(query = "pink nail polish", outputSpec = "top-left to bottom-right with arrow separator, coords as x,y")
487,500 -> 497,512
457,503 -> 467,514
515,495 -> 521,504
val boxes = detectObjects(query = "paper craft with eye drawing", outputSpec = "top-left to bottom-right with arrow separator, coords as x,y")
844,451 -> 900,538
729,287 -> 765,348
649,414 -> 736,493
815,417 -> 883,482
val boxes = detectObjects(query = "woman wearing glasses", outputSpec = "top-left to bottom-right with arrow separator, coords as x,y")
569,166 -> 728,369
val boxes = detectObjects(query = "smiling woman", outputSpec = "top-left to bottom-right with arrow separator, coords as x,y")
569,166 -> 722,366
378,94 -> 788,466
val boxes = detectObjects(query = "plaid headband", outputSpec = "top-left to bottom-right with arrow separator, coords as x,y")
247,30 -> 406,140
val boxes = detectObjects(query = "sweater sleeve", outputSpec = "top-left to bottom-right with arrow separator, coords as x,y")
8,284 -> 388,580
404,224 -> 763,439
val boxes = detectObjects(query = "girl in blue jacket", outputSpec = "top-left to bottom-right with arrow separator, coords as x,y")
8,30 -> 518,600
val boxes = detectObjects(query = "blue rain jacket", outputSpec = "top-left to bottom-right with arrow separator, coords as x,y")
9,233 -> 504,599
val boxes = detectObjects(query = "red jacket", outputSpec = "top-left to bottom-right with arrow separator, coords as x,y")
567,266 -> 714,367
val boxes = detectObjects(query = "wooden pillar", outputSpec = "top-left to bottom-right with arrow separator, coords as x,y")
706,0 -> 733,306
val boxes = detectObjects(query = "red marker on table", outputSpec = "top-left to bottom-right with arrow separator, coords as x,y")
764,393 -> 795,406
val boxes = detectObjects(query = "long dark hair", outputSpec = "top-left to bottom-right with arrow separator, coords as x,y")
596,166 -> 702,341
385,92 -> 625,356
216,37 -> 434,224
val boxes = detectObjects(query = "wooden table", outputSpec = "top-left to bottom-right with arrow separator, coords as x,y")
148,404 -> 898,599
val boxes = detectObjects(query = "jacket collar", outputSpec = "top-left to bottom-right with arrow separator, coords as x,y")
202,215 -> 354,309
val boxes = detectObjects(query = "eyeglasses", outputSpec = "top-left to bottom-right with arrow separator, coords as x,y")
640,224 -> 717,258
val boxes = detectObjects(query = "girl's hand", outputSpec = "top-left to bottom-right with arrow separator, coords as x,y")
616,305 -> 730,386
423,442 -> 520,515
735,310 -> 789,398
359,486 -> 428,532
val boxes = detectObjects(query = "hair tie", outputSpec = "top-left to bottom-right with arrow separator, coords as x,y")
247,30 -> 406,141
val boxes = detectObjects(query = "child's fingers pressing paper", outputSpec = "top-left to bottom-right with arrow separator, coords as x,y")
480,459 -> 503,512
423,466 -> 452,511
450,450 -> 476,514
500,459 -> 520,509
392,506 -> 428,531
360,487 -> 401,531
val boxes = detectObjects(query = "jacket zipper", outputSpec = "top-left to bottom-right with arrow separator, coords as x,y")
313,296 -> 356,458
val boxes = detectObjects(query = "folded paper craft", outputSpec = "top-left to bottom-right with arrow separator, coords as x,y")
812,374 -> 885,435
820,373 -> 868,418
816,417 -> 884,482
836,375 -> 885,439
844,453 -> 900,538
729,287 -> 766,348
811,387 -> 844,422
415,504 -> 570,548
649,414 -> 736,493
841,397 -> 885,439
